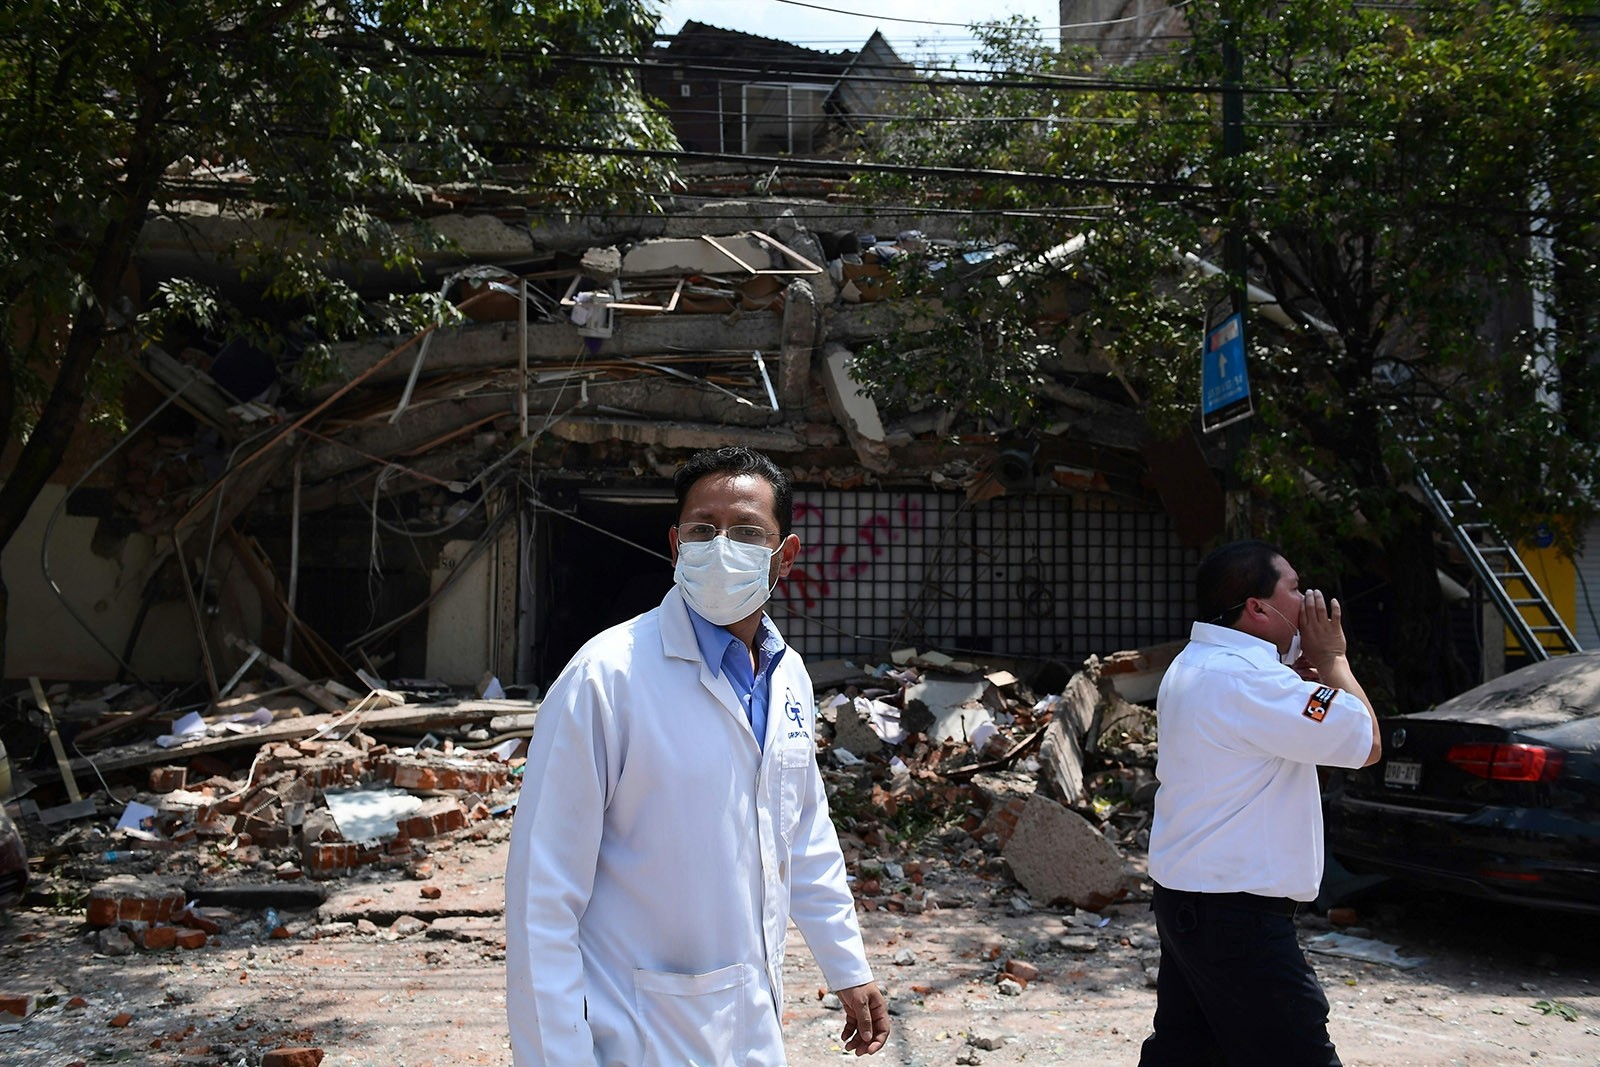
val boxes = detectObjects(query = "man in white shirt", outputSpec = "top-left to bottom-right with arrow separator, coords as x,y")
506,446 -> 889,1066
1139,539 -> 1381,1067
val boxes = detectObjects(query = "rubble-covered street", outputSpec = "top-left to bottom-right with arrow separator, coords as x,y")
3,651 -> 1599,1066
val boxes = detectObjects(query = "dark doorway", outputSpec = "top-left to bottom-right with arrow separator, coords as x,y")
534,490 -> 677,685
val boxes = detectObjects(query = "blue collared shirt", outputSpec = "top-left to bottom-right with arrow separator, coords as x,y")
685,603 -> 787,750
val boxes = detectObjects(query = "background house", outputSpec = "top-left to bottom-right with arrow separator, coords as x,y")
644,21 -> 911,157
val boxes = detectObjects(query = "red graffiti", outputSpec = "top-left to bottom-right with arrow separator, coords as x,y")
780,496 -> 926,607
779,567 -> 829,609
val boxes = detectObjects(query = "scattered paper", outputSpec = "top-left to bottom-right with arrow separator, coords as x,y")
485,738 -> 524,763
1306,932 -> 1427,970
217,707 -> 273,733
969,720 -> 999,753
324,787 -> 424,845
856,696 -> 906,746
156,710 -> 207,747
115,801 -> 160,840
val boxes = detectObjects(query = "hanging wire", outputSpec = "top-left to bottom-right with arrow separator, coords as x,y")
39,382 -> 196,685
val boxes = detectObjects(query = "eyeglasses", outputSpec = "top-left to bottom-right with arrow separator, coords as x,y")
676,522 -> 775,546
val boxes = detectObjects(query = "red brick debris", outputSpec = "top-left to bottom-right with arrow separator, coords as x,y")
0,993 -> 38,1018
86,876 -> 187,928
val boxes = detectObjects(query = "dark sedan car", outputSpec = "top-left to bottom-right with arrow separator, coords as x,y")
0,802 -> 26,910
0,740 -> 26,909
1326,649 -> 1600,913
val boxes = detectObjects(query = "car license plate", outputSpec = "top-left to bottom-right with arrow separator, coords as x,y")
1384,759 -> 1423,789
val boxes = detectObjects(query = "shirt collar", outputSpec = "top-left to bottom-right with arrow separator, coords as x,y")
1189,620 -> 1281,663
684,602 -> 786,677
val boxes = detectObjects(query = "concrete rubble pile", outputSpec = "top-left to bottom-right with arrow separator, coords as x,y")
2,670 -> 535,955
0,640 -> 1178,1067
807,646 -> 1163,923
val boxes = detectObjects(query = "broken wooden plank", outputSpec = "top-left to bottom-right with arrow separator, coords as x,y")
75,702 -> 162,746
30,677 -> 83,803
223,634 -> 346,715
65,700 -> 535,776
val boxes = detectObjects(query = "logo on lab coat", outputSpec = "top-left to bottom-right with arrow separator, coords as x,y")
784,690 -> 810,740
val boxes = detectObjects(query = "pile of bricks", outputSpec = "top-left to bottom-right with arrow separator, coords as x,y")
376,752 -> 509,794
85,875 -> 228,952
124,737 -> 516,887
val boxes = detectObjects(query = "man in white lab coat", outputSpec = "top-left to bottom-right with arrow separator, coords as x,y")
506,446 -> 889,1066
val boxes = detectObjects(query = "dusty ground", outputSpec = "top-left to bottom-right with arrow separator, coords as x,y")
3,815 -> 1598,1067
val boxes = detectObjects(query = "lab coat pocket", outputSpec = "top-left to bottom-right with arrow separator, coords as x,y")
634,962 -> 746,1067
778,743 -> 810,843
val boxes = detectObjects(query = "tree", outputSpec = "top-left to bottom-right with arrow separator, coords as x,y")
851,3 -> 1600,711
0,0 -> 678,678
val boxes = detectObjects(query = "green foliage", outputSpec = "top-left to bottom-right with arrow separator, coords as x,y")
1531,999 -> 1580,1022
851,3 -> 1600,560
0,0 -> 679,444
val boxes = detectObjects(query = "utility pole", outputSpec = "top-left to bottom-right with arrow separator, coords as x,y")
1221,9 -> 1251,539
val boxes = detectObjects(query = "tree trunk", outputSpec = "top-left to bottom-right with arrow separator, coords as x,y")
1384,496 -> 1473,714
0,74 -> 168,684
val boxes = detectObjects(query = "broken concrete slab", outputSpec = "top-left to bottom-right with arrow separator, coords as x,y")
1095,686 -> 1156,748
1098,642 -> 1184,705
1039,717 -> 1087,805
904,678 -> 991,743
821,344 -> 892,473
1002,793 -> 1128,911
424,915 -> 503,943
1055,667 -> 1104,745
806,659 -> 875,691
488,711 -> 538,733
184,882 -> 328,912
832,698 -> 886,758
779,279 -> 820,410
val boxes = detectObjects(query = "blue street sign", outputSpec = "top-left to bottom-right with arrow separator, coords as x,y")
1202,313 -> 1253,433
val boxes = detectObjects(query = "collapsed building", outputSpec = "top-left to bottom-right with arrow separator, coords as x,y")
0,187 -> 1213,959
5,194 -> 1214,694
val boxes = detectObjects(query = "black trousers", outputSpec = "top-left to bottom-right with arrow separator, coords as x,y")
1138,885 -> 1342,1067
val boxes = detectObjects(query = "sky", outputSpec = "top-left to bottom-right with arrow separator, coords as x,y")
653,0 -> 1063,63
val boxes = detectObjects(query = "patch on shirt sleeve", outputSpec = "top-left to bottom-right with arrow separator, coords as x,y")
1303,685 -> 1339,722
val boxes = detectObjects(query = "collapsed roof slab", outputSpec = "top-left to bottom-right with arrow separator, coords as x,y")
317,316 -> 787,394
546,416 -> 804,453
586,378 -> 778,427
619,233 -> 819,277
826,301 -> 945,344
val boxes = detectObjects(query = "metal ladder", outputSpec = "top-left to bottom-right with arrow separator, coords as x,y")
1413,466 -> 1582,660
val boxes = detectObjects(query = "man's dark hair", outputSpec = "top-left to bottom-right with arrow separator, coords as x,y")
1196,539 -> 1286,625
673,446 -> 794,537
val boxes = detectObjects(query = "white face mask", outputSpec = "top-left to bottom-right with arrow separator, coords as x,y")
674,536 -> 779,625
1265,601 -> 1302,664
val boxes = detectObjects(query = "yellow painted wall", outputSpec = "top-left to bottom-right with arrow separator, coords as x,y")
1507,539 -> 1577,654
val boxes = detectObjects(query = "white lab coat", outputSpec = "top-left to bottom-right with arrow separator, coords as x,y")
506,587 -> 872,1066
